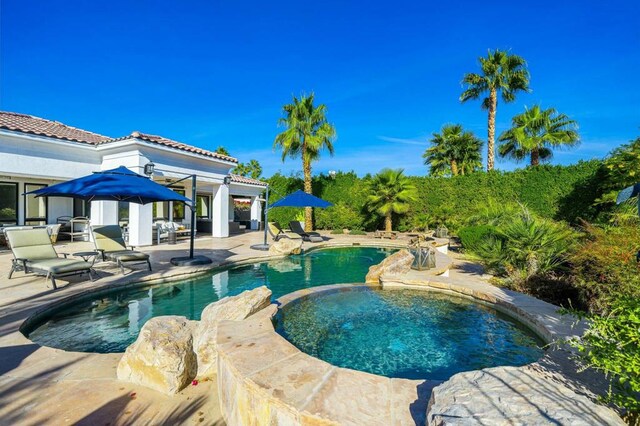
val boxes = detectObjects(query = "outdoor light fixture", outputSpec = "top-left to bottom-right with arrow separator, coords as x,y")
328,170 -> 337,179
143,161 -> 155,177
223,175 -> 232,185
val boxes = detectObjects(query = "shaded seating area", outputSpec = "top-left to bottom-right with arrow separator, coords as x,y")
91,225 -> 151,274
5,228 -> 95,289
288,221 -> 323,242
267,222 -> 302,241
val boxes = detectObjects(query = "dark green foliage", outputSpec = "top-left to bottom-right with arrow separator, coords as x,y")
264,161 -> 601,231
568,297 -> 640,421
458,225 -> 497,251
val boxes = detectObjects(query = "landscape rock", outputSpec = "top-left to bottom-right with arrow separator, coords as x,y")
117,315 -> 197,395
193,286 -> 272,379
426,366 -> 625,425
269,238 -> 303,255
365,249 -> 414,284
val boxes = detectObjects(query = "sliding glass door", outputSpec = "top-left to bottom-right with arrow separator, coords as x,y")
24,183 -> 48,225
0,182 -> 18,226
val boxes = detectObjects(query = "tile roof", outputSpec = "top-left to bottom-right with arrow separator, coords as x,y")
108,131 -> 238,163
0,111 -> 111,144
230,174 -> 268,186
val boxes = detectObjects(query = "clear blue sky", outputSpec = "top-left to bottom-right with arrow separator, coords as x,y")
1,1 -> 639,177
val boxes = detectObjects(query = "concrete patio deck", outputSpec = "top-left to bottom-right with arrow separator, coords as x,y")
0,231 -> 622,425
0,231 -> 414,425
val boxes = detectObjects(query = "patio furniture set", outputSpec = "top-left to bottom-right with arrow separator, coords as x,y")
5,225 -> 150,289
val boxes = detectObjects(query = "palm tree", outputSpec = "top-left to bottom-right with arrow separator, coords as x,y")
274,93 -> 336,231
498,105 -> 579,166
234,159 -> 263,179
366,169 -> 418,232
215,146 -> 230,156
423,124 -> 483,176
460,49 -> 530,171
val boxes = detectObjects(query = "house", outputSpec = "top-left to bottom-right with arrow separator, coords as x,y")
0,111 -> 267,246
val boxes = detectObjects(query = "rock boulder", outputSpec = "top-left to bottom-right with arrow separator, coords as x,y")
365,249 -> 414,284
193,286 -> 272,379
269,238 -> 303,255
117,316 -> 197,395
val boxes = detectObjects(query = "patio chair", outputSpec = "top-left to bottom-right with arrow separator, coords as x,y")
288,221 -> 323,242
5,228 -> 94,289
267,222 -> 302,241
91,225 -> 151,274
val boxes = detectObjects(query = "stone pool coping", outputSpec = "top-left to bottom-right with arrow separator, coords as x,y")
214,281 -> 602,425
18,240 -> 425,338
0,234 -> 437,424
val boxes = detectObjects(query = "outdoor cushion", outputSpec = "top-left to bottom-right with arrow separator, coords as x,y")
26,258 -> 91,275
92,225 -> 128,252
6,228 -> 58,260
105,250 -> 150,262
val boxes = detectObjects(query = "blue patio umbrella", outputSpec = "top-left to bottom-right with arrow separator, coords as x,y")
251,189 -> 332,250
25,166 -> 211,265
616,183 -> 640,217
26,166 -> 192,205
269,190 -> 333,208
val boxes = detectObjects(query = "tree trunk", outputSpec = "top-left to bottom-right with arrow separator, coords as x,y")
385,213 -> 392,232
487,89 -> 497,171
450,160 -> 459,176
303,155 -> 313,232
530,148 -> 540,166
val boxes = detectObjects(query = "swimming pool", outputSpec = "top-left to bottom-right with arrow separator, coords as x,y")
26,246 -> 396,353
275,287 -> 545,380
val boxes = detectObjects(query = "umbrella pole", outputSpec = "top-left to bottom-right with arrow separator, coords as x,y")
170,174 -> 213,266
190,174 -> 196,258
251,184 -> 270,251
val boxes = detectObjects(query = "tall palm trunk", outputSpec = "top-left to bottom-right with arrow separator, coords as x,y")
450,160 -> 459,176
385,212 -> 392,232
487,89 -> 497,171
530,148 -> 540,166
302,154 -> 313,232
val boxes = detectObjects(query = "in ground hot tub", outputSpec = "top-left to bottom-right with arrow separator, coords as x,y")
274,287 -> 544,381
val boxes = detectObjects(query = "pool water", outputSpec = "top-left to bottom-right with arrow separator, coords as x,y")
275,288 -> 545,381
27,247 -> 395,353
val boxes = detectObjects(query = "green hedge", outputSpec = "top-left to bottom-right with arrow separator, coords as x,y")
264,161 -> 602,231
458,225 -> 497,250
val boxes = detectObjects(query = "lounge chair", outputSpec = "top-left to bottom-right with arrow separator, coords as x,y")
267,222 -> 302,241
5,228 -> 94,289
288,221 -> 323,242
91,225 -> 151,274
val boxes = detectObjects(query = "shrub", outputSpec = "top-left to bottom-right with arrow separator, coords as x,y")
568,297 -> 640,422
471,208 -> 575,290
568,223 -> 640,314
350,229 -> 367,235
458,225 -> 497,251
330,229 -> 344,234
315,201 -> 363,230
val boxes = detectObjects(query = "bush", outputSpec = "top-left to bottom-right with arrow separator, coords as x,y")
470,208 -> 575,291
458,225 -> 497,251
315,201 -> 363,230
568,223 -> 640,314
265,161 -> 602,232
569,297 -> 640,422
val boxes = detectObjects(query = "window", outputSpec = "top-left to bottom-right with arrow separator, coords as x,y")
118,201 -> 129,223
73,198 -> 90,218
24,183 -> 48,225
171,188 -> 185,220
153,202 -> 169,221
0,182 -> 18,225
197,194 -> 211,218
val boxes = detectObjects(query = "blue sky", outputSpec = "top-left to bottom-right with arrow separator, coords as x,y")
1,1 -> 639,177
